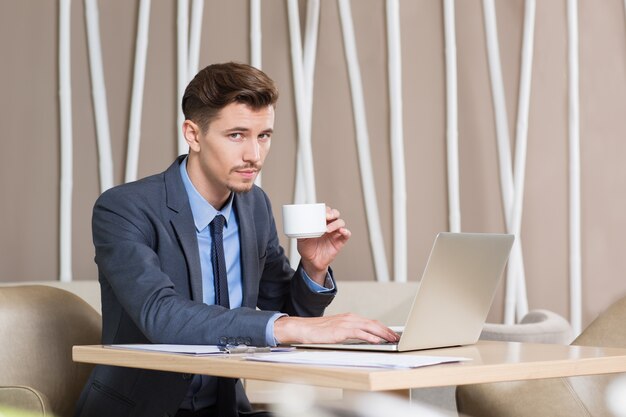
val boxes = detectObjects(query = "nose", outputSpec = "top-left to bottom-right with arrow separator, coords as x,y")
243,138 -> 261,163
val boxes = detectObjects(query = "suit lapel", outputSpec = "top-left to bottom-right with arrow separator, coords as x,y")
171,213 -> 203,302
165,156 -> 203,302
234,194 -> 259,308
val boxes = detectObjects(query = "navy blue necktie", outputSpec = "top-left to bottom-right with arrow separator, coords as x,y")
209,214 -> 237,417
210,215 -> 230,308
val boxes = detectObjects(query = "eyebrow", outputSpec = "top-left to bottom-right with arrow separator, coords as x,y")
222,127 -> 274,134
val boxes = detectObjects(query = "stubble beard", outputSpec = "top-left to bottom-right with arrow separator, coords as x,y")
228,182 -> 255,194
227,164 -> 261,194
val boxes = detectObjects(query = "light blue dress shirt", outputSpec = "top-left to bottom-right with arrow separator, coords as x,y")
179,157 -> 333,410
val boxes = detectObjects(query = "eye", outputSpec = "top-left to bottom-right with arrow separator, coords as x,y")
258,133 -> 271,142
229,132 -> 243,140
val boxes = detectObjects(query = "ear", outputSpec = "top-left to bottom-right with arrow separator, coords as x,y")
182,120 -> 201,152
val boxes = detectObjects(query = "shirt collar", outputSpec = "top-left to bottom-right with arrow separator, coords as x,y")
179,157 -> 234,232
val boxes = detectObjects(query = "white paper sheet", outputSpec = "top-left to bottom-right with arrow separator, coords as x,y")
107,344 -> 225,354
245,351 -> 470,369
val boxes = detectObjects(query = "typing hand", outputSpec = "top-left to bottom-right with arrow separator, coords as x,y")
273,313 -> 400,345
297,207 -> 351,284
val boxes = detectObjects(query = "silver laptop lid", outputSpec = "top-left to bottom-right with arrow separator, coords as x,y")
397,232 -> 514,351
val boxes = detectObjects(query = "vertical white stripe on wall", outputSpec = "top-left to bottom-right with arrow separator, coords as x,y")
292,0 -> 320,211
251,0 -> 263,187
188,0 -> 204,80
177,0 -> 189,156
386,0 -> 407,283
482,0 -> 528,323
85,0 -> 115,193
443,0 -> 461,233
482,0 -> 516,324
250,0 -> 262,69
567,0 -> 582,336
287,0 -> 317,206
338,0 -> 390,283
303,0 -> 320,102
294,0 -> 320,208
59,0 -> 73,282
482,0 -> 513,221
510,0 -> 536,320
287,0 -> 320,268
125,0 -> 151,184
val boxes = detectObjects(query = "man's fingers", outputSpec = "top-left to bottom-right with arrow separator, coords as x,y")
326,218 -> 346,233
351,329 -> 385,344
326,207 -> 340,221
324,314 -> 399,343
274,314 -> 400,344
360,319 -> 400,342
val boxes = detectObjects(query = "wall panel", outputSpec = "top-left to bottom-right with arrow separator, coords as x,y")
2,0 -> 626,327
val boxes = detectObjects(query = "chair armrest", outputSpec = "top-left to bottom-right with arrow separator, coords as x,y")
0,385 -> 52,416
480,309 -> 573,344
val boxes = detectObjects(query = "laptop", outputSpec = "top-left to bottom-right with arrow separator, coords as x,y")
295,232 -> 514,352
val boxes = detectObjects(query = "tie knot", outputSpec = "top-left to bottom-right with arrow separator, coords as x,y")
210,214 -> 226,235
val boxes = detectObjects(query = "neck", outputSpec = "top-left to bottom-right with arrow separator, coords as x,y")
185,155 -> 230,209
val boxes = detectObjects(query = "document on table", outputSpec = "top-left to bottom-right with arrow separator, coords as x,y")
107,344 -> 225,355
245,351 -> 470,369
106,344 -> 293,355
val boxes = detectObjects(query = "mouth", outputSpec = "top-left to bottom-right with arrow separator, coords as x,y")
235,169 -> 258,179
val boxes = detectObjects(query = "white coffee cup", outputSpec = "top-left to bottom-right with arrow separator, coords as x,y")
282,203 -> 327,239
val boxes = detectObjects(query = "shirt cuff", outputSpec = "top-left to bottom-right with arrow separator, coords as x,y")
265,312 -> 287,346
301,269 -> 336,293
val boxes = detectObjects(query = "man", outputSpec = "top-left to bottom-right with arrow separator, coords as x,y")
75,62 -> 398,417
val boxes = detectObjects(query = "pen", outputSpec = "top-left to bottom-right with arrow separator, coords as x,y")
218,344 -> 272,354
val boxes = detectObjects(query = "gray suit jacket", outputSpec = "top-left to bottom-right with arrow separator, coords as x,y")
75,156 -> 335,417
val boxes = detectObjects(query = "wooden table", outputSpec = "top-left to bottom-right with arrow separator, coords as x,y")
73,341 -> 626,392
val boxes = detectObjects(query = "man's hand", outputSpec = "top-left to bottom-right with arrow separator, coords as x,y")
297,206 -> 351,284
273,313 -> 400,345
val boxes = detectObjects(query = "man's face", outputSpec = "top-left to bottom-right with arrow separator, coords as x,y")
184,102 -> 274,207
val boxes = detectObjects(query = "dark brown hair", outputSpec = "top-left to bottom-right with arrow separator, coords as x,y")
182,62 -> 279,132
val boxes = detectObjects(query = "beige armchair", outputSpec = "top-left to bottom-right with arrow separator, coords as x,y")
456,295 -> 626,417
480,308 -> 573,344
0,285 -> 101,417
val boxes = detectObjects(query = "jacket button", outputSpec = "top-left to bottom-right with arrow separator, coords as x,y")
182,373 -> 192,380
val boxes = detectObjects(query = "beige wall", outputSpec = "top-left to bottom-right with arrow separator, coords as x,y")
2,0 -> 626,327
